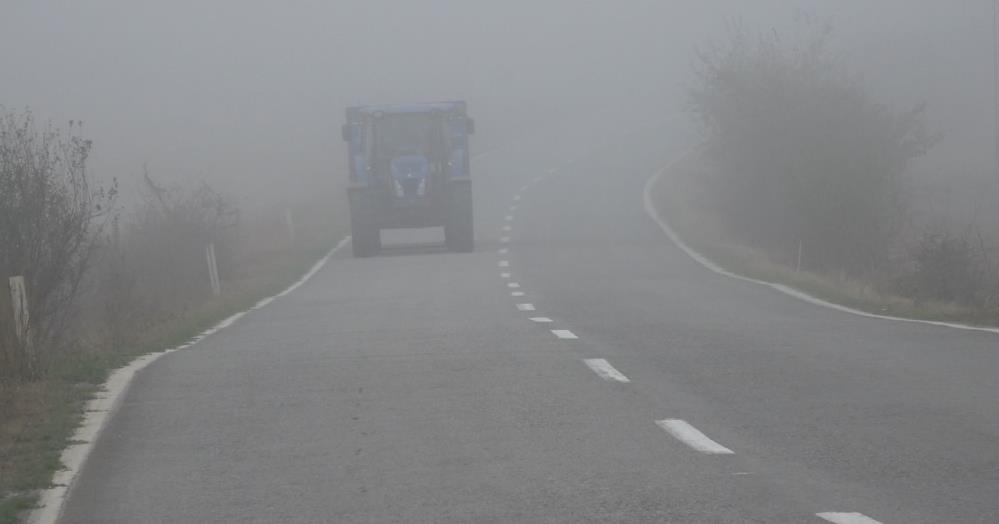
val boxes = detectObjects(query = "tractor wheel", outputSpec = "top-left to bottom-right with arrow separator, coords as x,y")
445,181 -> 474,252
351,220 -> 380,257
349,188 -> 381,258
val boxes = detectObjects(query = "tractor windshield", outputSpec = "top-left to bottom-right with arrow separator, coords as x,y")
372,113 -> 446,159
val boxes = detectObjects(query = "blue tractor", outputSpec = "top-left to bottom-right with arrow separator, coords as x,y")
342,101 -> 475,257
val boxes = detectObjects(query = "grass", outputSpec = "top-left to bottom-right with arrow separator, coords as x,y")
0,496 -> 35,524
0,223 -> 344,523
653,156 -> 999,328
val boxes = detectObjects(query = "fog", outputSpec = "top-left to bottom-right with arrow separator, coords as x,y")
2,1 -> 997,214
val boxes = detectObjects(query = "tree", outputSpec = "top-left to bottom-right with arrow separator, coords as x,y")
689,23 -> 937,275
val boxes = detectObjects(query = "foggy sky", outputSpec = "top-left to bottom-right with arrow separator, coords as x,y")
2,1 -> 996,214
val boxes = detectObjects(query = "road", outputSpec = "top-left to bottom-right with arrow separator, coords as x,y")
59,127 -> 999,523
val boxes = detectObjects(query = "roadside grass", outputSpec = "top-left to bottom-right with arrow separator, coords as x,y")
653,156 -> 999,327
0,224 -> 343,523
0,496 -> 35,524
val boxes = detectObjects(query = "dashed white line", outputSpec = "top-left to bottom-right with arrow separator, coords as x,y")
655,419 -> 734,455
500,272 -> 511,278
513,195 -> 521,201
534,176 -> 544,183
498,260 -> 509,267
520,184 -> 529,192
516,303 -> 535,311
505,215 -> 514,221
509,205 -> 518,212
529,317 -> 553,323
511,291 -> 525,297
507,282 -> 520,288
502,225 -> 512,232
500,236 -> 511,243
498,248 -> 509,255
816,513 -> 883,524
583,359 -> 631,383
551,329 -> 578,339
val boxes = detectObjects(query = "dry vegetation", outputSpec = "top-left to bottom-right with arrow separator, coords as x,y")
0,108 -> 345,522
662,23 -> 999,324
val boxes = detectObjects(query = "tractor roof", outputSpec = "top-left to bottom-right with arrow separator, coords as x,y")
347,101 -> 467,117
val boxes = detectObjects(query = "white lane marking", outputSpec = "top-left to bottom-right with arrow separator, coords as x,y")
511,291 -> 525,297
547,168 -> 556,175
509,205 -> 518,212
816,513 -> 883,524
500,236 -> 511,243
516,303 -> 535,311
530,317 -> 553,323
551,329 -> 578,339
502,225 -> 512,232
520,184 -> 530,192
28,237 -> 352,524
498,260 -> 509,267
505,215 -> 514,221
500,272 -> 511,279
655,419 -> 734,455
508,282 -> 520,288
583,358 -> 631,383
513,195 -> 521,201
254,296 -> 275,308
534,176 -> 544,183
498,248 -> 509,255
644,157 -> 999,336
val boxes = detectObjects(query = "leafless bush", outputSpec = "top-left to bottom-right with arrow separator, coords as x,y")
898,224 -> 999,308
0,109 -> 116,380
91,172 -> 239,349
689,22 -> 937,276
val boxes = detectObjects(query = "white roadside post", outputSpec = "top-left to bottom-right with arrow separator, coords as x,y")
9,275 -> 33,373
206,243 -> 221,297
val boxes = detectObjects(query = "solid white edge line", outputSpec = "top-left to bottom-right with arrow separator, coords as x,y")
643,156 -> 999,336
816,512 -> 883,524
655,419 -> 734,455
516,303 -> 535,311
529,317 -> 553,323
583,358 -> 631,383
551,329 -> 578,339
28,236 -> 352,524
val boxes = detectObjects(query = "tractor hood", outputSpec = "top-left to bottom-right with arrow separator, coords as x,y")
390,154 -> 430,198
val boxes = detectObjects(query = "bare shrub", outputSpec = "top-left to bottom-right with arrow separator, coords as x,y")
899,224 -> 999,308
90,172 -> 239,351
689,22 -> 937,276
0,109 -> 116,380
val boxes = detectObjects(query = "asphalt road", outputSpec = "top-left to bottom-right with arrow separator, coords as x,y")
60,128 -> 999,523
